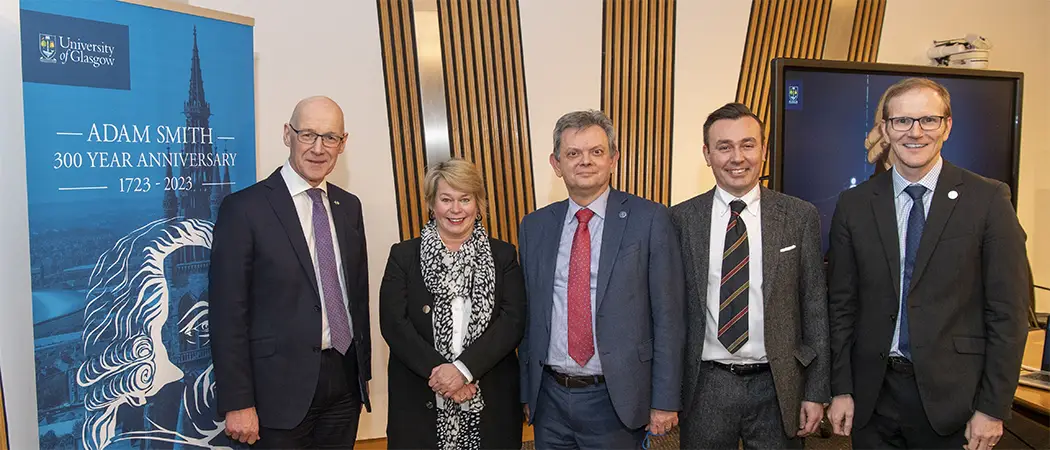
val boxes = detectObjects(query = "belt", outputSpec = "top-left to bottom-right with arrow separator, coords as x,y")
886,356 -> 914,374
705,360 -> 771,376
544,366 -> 605,388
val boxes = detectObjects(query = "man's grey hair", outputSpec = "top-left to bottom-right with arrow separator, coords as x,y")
552,109 -> 618,160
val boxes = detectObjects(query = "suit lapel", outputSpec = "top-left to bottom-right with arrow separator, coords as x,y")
685,191 -> 714,383
760,188 -> 784,316
540,200 -> 569,333
689,191 -> 714,320
870,172 -> 901,301
264,169 -> 321,300
908,163 -> 963,295
596,189 -> 629,312
328,185 -> 354,294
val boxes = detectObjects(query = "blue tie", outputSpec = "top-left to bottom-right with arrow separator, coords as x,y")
899,185 -> 927,360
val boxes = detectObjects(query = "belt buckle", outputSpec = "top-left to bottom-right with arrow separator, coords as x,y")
728,364 -> 741,375
554,371 -> 575,388
561,375 -> 575,388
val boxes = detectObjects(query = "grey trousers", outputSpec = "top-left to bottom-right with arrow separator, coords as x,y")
680,362 -> 802,450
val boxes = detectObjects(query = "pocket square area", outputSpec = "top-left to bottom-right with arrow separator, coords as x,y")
779,245 -> 797,253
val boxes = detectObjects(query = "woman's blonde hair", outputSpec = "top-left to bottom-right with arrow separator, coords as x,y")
423,158 -> 488,219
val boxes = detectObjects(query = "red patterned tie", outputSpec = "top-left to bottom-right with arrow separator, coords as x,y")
568,208 -> 595,367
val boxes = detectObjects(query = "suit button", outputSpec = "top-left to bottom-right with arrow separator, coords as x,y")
314,305 -> 321,312
426,401 -> 434,409
890,314 -> 897,321
423,305 -> 431,314
313,346 -> 321,353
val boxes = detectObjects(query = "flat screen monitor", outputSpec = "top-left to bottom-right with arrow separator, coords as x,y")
768,58 -> 1023,253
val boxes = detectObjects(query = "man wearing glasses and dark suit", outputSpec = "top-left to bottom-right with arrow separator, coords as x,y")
211,96 -> 372,448
826,78 -> 1029,450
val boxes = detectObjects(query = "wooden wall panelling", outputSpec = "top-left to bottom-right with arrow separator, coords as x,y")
437,0 -> 535,245
847,0 -> 887,63
602,0 -> 676,205
377,0 -> 429,241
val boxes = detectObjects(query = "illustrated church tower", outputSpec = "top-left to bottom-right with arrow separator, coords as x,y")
178,26 -> 216,222
163,145 -> 178,219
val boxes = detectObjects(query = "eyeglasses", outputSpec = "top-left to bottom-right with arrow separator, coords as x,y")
885,115 -> 946,132
288,124 -> 346,148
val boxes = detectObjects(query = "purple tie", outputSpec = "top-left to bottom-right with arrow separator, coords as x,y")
307,188 -> 352,355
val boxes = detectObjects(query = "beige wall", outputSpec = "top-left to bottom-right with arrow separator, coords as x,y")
670,0 -> 752,205
519,0 -> 603,208
187,0 -> 402,439
878,0 -> 1050,311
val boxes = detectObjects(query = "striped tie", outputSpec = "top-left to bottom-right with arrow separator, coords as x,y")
718,199 -> 749,354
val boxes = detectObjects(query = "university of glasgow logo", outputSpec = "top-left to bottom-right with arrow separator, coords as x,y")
21,9 -> 130,90
39,33 -> 56,63
785,81 -> 803,110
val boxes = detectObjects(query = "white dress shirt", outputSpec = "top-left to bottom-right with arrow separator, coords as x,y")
702,185 -> 767,364
889,157 -> 941,357
281,162 -> 353,350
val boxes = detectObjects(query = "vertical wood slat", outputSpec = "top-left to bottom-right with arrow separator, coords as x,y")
662,0 -> 676,202
469,0 -> 498,238
436,0 -> 535,245
377,0 -> 428,241
735,0 -> 833,179
601,0 -> 676,205
848,0 -> 887,63
638,0 -> 649,198
803,0 -> 818,58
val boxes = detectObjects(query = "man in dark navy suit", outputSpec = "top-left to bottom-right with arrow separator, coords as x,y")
211,96 -> 371,448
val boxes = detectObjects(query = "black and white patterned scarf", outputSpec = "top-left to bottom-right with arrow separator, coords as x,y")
420,219 -> 495,450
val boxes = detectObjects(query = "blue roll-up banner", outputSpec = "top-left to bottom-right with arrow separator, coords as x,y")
19,1 -> 255,448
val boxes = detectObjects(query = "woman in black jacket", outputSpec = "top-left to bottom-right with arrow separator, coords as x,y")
380,158 -> 525,449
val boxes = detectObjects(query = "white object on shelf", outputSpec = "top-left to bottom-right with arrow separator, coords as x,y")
929,34 -> 993,69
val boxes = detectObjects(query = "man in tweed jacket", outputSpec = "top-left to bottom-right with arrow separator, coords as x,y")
670,103 -> 830,449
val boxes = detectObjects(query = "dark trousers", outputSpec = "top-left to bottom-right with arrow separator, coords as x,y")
853,357 -> 966,449
256,347 -> 362,449
680,362 -> 801,450
533,370 -> 645,450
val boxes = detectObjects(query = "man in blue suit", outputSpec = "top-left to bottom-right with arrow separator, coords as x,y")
518,109 -> 686,449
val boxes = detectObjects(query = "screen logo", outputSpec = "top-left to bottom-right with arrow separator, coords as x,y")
786,80 -> 803,110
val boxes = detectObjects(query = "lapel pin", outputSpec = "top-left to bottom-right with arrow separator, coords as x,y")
333,200 -> 341,206
423,305 -> 431,314
619,211 -> 627,219
948,190 -> 958,200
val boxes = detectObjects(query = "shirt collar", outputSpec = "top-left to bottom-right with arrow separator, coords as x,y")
714,184 -> 761,218
281,160 -> 328,198
892,156 -> 942,199
566,186 -> 611,224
